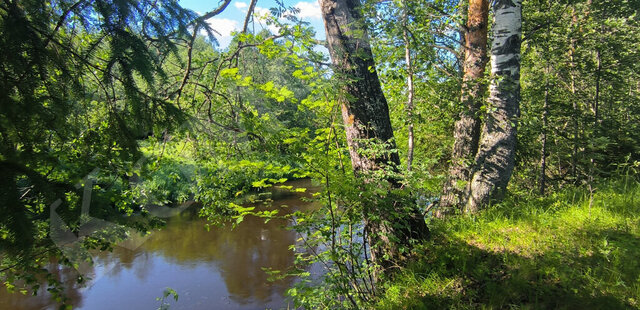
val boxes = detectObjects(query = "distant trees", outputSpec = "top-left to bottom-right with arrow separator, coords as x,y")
518,0 -> 640,193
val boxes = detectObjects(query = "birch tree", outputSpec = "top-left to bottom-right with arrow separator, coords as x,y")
466,0 -> 522,212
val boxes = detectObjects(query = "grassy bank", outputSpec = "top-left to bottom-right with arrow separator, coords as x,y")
376,178 -> 640,309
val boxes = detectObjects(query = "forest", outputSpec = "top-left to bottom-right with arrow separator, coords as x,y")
1,0 -> 639,308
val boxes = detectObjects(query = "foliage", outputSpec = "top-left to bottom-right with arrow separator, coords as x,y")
0,0 -> 204,302
518,0 -> 640,190
156,287 -> 179,310
285,135 -> 427,308
2,0 -> 640,308
365,0 -> 461,176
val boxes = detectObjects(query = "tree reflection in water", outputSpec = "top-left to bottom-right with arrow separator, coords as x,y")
1,179 -> 318,310
0,259 -> 84,310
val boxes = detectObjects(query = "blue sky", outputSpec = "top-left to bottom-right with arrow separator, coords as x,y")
179,0 -> 326,48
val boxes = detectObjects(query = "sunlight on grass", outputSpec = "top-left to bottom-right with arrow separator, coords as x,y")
376,178 -> 640,309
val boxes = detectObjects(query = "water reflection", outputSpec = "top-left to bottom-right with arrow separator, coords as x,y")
0,179 -> 317,310
0,259 -> 85,310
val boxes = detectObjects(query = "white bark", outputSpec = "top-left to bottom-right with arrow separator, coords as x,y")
402,1 -> 415,172
489,0 -> 522,78
466,0 -> 522,212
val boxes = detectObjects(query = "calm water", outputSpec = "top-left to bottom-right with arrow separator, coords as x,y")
0,179 -> 318,310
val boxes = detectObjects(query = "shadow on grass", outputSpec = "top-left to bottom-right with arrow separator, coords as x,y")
393,228 -> 639,309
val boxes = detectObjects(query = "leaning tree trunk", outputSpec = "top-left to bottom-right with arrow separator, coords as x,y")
466,0 -> 522,213
438,0 -> 489,217
319,0 -> 429,268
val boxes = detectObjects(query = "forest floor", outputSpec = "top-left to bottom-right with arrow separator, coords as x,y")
375,178 -> 640,309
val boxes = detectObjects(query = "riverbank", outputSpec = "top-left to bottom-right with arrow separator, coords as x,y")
375,178 -> 640,309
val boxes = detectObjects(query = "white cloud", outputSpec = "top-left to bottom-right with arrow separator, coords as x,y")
234,2 -> 248,9
202,18 -> 239,49
294,1 -> 322,20
267,23 -> 280,34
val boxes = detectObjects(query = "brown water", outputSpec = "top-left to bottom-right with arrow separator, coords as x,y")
0,179 -> 318,310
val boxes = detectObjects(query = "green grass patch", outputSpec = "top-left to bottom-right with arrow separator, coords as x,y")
375,178 -> 640,309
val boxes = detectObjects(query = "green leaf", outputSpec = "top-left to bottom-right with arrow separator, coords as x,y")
261,81 -> 275,92
220,67 -> 239,78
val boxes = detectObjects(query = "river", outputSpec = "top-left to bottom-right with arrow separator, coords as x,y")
0,179 -> 318,310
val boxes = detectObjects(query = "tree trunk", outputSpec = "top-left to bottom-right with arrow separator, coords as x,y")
438,0 -> 489,216
540,63 -> 549,195
319,0 -> 429,268
466,0 -> 522,213
569,10 -> 579,183
594,48 -> 601,123
402,2 -> 415,172
570,60 -> 579,183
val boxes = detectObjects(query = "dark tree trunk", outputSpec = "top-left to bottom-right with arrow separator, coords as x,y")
569,11 -> 579,183
595,48 -> 601,123
438,0 -> 489,216
466,0 -> 522,213
571,57 -> 579,183
540,64 -> 549,195
320,0 -> 397,172
319,0 -> 429,268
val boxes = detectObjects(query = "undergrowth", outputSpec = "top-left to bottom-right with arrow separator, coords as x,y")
375,177 -> 640,309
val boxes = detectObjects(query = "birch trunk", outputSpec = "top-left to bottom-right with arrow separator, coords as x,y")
319,0 -> 428,268
402,2 -> 415,172
466,0 -> 522,213
439,0 -> 489,216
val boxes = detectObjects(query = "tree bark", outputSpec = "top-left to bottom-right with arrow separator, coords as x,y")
569,10 -> 579,183
466,0 -> 522,213
402,2 -> 415,172
319,0 -> 428,268
438,0 -> 489,216
540,63 -> 549,195
594,48 -> 601,123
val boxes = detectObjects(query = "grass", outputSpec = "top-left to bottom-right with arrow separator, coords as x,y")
375,178 -> 640,309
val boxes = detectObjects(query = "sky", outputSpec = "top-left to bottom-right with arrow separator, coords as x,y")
179,0 -> 326,48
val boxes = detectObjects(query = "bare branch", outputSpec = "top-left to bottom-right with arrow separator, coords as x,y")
242,0 -> 259,34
